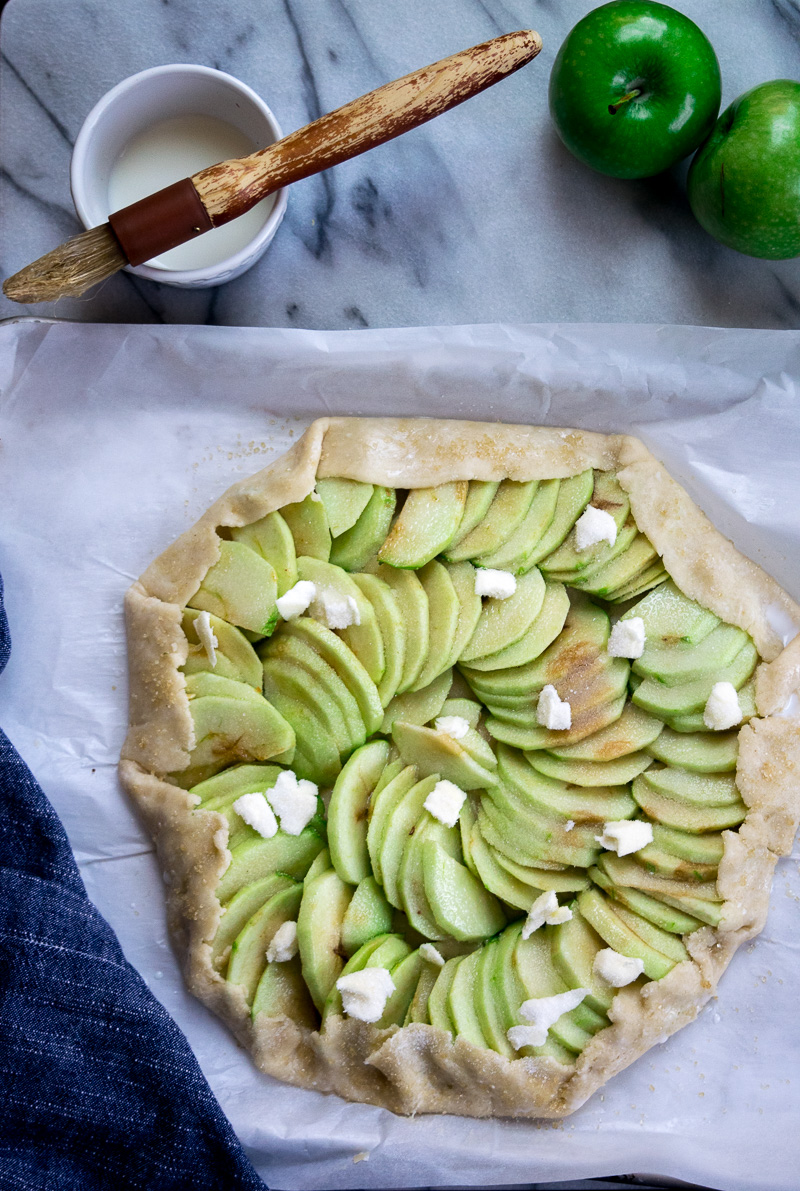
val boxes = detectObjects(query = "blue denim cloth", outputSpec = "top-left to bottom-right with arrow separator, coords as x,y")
0,574 -> 266,1190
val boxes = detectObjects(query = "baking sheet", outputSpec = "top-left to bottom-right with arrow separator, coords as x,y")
1,317 -> 799,1191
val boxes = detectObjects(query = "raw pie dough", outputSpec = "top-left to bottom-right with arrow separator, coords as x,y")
119,418 -> 800,1119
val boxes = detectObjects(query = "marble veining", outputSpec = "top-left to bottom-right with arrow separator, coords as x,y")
1,0 -> 800,328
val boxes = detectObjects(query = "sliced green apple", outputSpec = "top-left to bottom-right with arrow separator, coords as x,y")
448,949 -> 488,1047
351,572 -> 406,706
577,888 -> 676,980
392,720 -> 497,790
212,872 -> 298,967
182,608 -> 263,687
525,749 -> 653,787
443,481 -> 499,554
280,493 -> 332,561
381,669 -> 452,735
379,482 -> 469,568
366,764 -> 420,887
422,839 -> 506,940
315,478 -> 374,537
251,953 -> 318,1028
412,561 -> 460,691
297,867 -> 353,1011
444,480 -> 539,562
460,567 -> 546,664
230,511 -> 298,595
461,582 -> 569,673
216,827 -> 325,903
547,703 -> 664,762
341,876 -> 395,955
327,739 -> 390,884
647,727 -> 738,773
188,539 -> 279,636
329,486 -> 396,572
474,479 -> 561,573
277,618 -> 383,736
365,563 -> 429,693
227,883 -> 304,1002
589,866 -> 702,934
622,580 -> 719,645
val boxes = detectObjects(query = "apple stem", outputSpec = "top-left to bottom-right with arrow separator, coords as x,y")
608,89 -> 641,115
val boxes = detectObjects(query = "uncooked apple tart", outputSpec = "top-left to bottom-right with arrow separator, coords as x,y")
120,418 -> 800,1118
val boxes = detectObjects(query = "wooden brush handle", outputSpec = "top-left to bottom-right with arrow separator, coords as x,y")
109,30 -> 540,264
193,29 -> 542,225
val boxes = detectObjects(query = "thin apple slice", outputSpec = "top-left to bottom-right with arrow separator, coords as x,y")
227,883 -> 304,1002
351,572 -> 406,706
279,618 -> 383,736
632,841 -> 717,881
178,690 -> 296,788
631,777 -> 746,832
622,579 -> 719,645
443,481 -> 499,554
512,926 -> 597,1054
438,697 -> 481,728
525,749 -> 654,788
539,472 -> 630,579
329,486 -> 396,571
378,482 -> 469,568
427,957 -> 462,1034
547,703 -> 664,762
447,949 -> 488,1047
589,865 -> 702,934
473,938 -> 514,1056
647,727 -> 738,773
263,632 -> 366,747
366,765 -> 419,886
492,851 -> 589,892
377,949 -> 425,1028
327,739 -> 390,884
297,557 -> 385,685
609,900 -> 689,965
379,775 -> 440,908
634,623 -> 751,687
467,820 -> 545,910
666,675 -> 756,733
281,493 -> 332,561
411,560 -> 460,691
596,853 -> 721,902
423,839 -> 507,940
604,564 -> 668,605
549,909 -> 617,1015
315,478 -> 373,537
461,582 -> 569,673
182,609 -> 263,687
642,766 -> 740,807
444,480 -> 539,562
216,827 -> 325,903
460,568 -> 546,663
577,888 -> 676,981
365,563 -> 429,692
212,872 -> 298,967
231,510 -> 298,596
486,692 -> 627,751
297,867 -> 353,1011
439,561 -> 483,670
526,470 -> 594,566
340,876 -> 394,955
473,479 -> 561,573
190,761 -> 284,806
392,720 -> 497,790
651,823 -> 725,865
405,959 -> 440,1025
251,953 -> 318,1028
569,533 -> 658,597
398,814 -> 461,939
189,539 -> 279,636
381,669 -> 452,735
478,797 -> 600,870
499,746 -> 637,821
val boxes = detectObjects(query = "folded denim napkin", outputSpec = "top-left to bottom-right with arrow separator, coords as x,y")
0,573 -> 266,1189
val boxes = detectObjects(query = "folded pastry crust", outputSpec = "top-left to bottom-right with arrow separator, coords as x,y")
119,417 -> 800,1118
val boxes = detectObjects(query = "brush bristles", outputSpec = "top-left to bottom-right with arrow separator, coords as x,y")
2,224 -> 128,303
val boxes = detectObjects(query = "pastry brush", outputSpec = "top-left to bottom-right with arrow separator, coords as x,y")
3,30 -> 541,304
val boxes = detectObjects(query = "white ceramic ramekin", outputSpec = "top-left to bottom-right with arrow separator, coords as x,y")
70,64 -> 288,288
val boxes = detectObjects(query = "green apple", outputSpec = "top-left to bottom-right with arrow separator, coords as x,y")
687,80 -> 800,259
549,1 -> 721,178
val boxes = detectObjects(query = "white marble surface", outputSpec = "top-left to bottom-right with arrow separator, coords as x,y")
1,0 -> 800,329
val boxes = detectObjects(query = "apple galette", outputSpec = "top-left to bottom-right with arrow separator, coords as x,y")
120,418 -> 800,1118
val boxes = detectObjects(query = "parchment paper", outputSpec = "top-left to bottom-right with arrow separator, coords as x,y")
1,318 -> 798,1191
